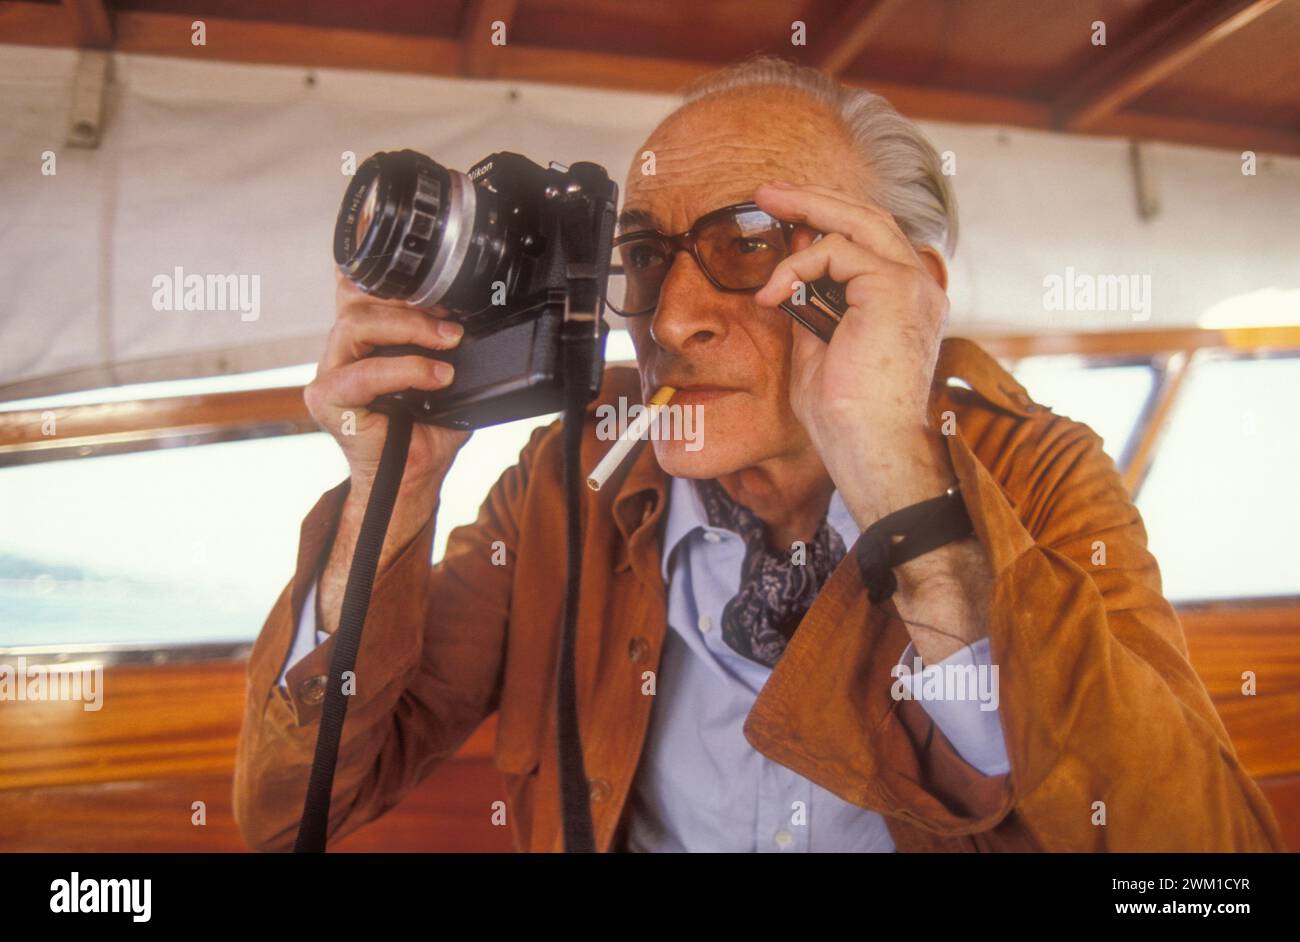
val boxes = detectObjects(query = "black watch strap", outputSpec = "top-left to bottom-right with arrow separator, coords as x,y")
852,484 -> 975,604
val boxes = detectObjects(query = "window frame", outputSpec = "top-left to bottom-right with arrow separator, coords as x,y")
2,324 -> 1298,662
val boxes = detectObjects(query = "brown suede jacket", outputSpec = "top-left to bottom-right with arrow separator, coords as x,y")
233,336 -> 1284,852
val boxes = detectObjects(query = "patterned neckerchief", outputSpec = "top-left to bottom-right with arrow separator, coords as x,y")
693,477 -> 847,668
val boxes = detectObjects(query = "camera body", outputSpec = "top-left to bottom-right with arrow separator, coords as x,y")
334,150 -> 618,429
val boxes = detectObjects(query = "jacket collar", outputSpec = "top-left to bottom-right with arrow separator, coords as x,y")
929,336 -> 1041,421
659,475 -> 706,582
599,337 -> 1036,576
589,365 -> 669,578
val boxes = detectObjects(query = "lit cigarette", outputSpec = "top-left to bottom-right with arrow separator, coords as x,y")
587,385 -> 676,491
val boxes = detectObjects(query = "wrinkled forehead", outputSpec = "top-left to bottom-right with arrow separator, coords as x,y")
621,86 -> 864,234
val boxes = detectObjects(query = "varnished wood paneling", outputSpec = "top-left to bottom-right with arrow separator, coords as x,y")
1257,775 -> 1300,851
0,660 -> 248,791
0,385 -> 316,465
0,659 -> 507,851
0,661 -> 496,791
0,759 -> 514,852
1,596 -> 1296,851
1181,601 -> 1300,697
1207,691 -> 1300,781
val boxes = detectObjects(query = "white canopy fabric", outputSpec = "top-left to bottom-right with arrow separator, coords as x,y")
2,43 -> 1297,402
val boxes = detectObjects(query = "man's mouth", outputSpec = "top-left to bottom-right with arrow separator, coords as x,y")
669,384 -> 741,403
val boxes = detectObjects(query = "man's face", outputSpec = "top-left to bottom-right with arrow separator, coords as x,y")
621,87 -> 869,479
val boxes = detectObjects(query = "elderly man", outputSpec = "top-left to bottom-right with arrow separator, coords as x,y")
234,56 -> 1283,852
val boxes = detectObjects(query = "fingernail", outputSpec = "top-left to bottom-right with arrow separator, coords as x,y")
439,320 -> 462,340
436,361 -> 454,382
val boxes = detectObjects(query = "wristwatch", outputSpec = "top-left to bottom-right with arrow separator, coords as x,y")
852,483 -> 975,604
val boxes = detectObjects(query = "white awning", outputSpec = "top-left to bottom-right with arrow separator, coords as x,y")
2,44 -> 1296,402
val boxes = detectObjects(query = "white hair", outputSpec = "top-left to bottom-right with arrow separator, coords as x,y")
680,55 -> 958,257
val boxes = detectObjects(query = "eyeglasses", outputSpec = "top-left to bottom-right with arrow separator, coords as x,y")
606,202 -> 797,318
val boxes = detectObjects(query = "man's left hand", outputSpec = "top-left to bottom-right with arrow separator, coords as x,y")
752,181 -> 993,660
752,180 -> 954,528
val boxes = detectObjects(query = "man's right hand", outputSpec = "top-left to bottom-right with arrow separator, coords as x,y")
306,270 -> 473,513
305,271 -> 472,633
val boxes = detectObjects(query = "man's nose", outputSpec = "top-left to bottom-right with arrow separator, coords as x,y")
648,251 -> 730,354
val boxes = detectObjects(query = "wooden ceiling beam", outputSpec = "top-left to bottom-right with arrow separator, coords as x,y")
0,0 -> 77,46
461,0 -> 518,78
1090,108 -> 1300,160
854,78 -> 1051,129
61,0 -> 113,50
0,3 -> 1295,155
1052,0 -> 1282,131
813,0 -> 907,76
114,10 -> 464,78
972,324 -> 1300,361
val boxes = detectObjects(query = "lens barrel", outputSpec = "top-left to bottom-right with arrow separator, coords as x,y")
333,150 -> 510,314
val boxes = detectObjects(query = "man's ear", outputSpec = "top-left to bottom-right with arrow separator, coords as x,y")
917,245 -> 949,293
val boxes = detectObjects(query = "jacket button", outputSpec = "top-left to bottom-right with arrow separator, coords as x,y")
589,778 -> 612,803
299,674 -> 328,705
627,636 -> 650,662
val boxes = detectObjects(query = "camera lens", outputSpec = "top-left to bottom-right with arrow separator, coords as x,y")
333,150 -> 512,314
354,177 -> 380,245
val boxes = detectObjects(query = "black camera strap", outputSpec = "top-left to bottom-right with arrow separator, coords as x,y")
293,372 -> 597,853
296,161 -> 610,854
294,411 -> 413,853
556,333 -> 598,853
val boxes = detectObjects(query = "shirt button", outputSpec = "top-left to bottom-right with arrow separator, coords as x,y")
774,830 -> 794,849
698,615 -> 713,633
588,778 -> 612,803
627,635 -> 650,662
299,675 -> 327,705
703,531 -> 722,544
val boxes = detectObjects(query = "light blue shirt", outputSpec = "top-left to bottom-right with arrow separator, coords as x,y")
622,476 -> 1009,852
282,476 -> 1009,852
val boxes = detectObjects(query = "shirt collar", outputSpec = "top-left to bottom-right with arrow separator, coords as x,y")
660,475 -> 862,582
605,335 -> 1019,580
660,475 -> 708,582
